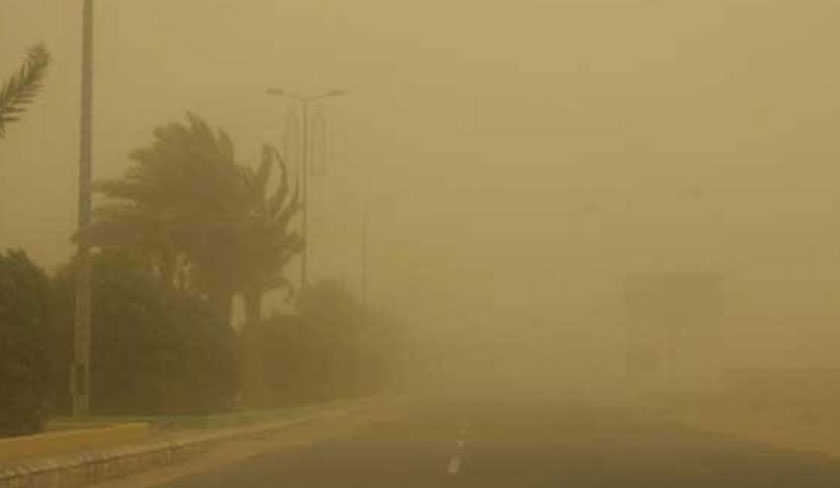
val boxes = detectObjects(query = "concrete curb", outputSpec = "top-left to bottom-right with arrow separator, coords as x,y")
0,424 -> 151,463
0,403 -> 363,488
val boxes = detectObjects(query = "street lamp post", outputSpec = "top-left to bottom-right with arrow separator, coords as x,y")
73,0 -> 94,417
361,200 -> 368,310
266,88 -> 345,292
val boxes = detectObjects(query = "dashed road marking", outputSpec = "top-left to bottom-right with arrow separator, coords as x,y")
447,420 -> 469,475
447,455 -> 462,475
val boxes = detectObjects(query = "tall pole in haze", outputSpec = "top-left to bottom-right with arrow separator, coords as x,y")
73,0 -> 94,417
361,200 -> 368,311
300,100 -> 310,292
266,88 -> 346,292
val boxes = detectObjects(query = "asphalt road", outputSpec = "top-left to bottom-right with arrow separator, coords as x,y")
157,398 -> 840,487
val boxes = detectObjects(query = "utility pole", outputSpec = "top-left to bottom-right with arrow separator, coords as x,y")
300,100 -> 310,292
73,0 -> 94,417
361,201 -> 368,310
266,88 -> 345,292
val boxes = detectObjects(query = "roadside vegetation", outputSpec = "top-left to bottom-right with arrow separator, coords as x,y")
0,114 -> 406,437
0,44 -> 50,139
0,251 -> 51,436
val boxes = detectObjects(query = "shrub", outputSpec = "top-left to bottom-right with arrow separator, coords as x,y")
258,279 -> 405,406
51,249 -> 238,415
0,250 -> 51,436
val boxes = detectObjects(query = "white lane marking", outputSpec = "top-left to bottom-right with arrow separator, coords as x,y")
447,420 -> 469,475
447,455 -> 462,475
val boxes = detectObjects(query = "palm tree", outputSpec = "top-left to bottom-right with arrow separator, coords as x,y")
238,146 -> 304,405
83,114 -> 304,406
0,44 -> 50,139
82,114 -> 243,319
82,114 -> 303,325
239,145 -> 304,327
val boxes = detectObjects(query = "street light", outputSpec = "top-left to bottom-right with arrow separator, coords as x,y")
361,199 -> 368,310
267,88 -> 347,101
73,0 -> 94,418
266,88 -> 346,292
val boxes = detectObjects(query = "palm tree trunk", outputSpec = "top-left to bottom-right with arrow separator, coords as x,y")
207,283 -> 235,327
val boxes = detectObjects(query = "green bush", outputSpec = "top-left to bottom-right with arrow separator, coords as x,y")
258,279 -> 405,406
51,249 -> 238,415
0,250 -> 51,437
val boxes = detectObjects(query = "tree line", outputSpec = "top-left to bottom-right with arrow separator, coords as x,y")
1,247 -> 405,437
0,49 -> 406,435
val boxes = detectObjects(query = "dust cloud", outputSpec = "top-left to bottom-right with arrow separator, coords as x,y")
3,0 -> 840,412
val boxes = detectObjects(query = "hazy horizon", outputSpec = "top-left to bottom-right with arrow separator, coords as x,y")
4,0 -> 840,392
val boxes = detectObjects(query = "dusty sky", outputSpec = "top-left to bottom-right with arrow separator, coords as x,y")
3,0 -> 840,384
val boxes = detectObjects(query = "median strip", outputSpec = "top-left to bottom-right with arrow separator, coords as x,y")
0,424 -> 150,464
0,398 -> 388,488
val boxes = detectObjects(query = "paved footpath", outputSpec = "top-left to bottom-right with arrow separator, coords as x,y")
117,398 -> 840,488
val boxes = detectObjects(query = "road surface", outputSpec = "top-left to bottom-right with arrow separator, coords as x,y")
155,398 -> 840,487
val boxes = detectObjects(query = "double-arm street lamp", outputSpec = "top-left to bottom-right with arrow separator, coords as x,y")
266,88 -> 346,292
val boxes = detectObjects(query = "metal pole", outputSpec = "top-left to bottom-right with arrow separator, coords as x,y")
266,88 -> 345,293
361,201 -> 368,310
73,0 -> 94,417
300,100 -> 309,291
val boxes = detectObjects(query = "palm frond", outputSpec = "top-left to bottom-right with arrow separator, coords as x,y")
267,146 -> 295,217
0,44 -> 50,138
